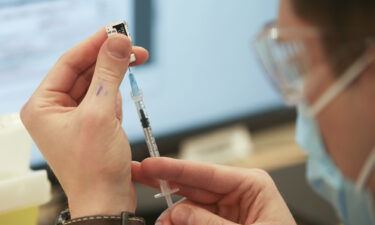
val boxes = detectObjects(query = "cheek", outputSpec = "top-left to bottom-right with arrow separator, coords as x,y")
303,68 -> 332,105
302,40 -> 334,105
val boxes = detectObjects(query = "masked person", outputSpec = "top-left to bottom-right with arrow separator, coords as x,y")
254,0 -> 375,223
21,0 -> 375,225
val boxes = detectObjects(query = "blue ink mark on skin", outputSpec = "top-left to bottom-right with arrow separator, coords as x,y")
96,85 -> 104,96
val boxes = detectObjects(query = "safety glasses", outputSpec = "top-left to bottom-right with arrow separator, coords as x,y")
254,21 -> 320,105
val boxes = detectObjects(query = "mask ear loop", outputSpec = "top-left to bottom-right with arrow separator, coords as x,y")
306,53 -> 373,117
356,147 -> 375,192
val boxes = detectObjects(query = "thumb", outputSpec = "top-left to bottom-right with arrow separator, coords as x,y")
115,91 -> 123,123
171,204 -> 239,225
82,34 -> 131,113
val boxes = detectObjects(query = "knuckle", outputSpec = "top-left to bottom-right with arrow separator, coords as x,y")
250,168 -> 275,187
189,207 -> 219,225
19,104 -> 28,122
56,54 -> 65,65
251,168 -> 270,177
20,101 -> 35,127
96,66 -> 121,83
56,51 -> 70,66
205,215 -> 222,225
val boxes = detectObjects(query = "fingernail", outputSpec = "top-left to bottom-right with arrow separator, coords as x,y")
155,221 -> 162,225
171,205 -> 191,225
107,36 -> 130,59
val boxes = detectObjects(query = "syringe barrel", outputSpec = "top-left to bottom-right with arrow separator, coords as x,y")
143,127 -> 160,158
133,99 -> 146,118
132,95 -> 161,158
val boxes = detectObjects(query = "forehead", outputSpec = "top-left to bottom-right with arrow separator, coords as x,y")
278,0 -> 311,29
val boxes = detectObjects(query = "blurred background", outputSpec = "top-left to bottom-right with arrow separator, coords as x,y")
0,0 -> 340,225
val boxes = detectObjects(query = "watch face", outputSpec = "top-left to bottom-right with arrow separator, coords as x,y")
55,209 -> 70,225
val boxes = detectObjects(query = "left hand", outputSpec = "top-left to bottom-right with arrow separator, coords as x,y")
21,29 -> 149,218
132,158 -> 297,225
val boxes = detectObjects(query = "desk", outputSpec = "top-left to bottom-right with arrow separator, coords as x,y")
227,123 -> 307,171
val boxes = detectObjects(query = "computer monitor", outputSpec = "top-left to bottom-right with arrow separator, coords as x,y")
0,0 -> 288,167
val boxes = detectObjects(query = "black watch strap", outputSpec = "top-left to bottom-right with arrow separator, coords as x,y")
56,210 -> 145,225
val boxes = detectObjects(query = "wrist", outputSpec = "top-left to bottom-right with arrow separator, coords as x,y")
67,183 -> 136,219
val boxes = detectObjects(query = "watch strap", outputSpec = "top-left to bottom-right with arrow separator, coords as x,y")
58,211 -> 145,225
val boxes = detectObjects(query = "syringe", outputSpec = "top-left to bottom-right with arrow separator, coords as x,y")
128,70 -> 179,208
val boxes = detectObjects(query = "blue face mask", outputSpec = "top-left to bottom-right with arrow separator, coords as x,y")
295,54 -> 375,225
296,110 -> 375,225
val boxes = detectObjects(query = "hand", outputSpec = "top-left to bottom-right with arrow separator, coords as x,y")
21,29 -> 149,218
132,158 -> 297,225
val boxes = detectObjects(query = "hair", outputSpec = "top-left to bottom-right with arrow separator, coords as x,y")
291,0 -> 375,74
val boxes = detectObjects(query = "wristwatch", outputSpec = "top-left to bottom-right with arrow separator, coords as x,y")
55,209 -> 145,225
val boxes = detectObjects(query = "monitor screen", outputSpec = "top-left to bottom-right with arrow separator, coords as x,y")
0,0 -> 282,166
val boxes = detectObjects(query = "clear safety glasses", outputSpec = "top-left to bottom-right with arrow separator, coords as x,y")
254,22 -> 321,105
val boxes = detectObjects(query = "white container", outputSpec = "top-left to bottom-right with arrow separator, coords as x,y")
0,113 -> 51,225
0,113 -> 32,178
179,125 -> 254,164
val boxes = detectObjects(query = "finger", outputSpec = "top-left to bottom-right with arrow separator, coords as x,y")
137,158 -> 247,194
131,161 -> 222,204
40,29 -> 107,93
130,46 -> 149,66
170,203 -> 239,225
116,92 -> 123,122
156,200 -> 218,225
81,34 -> 131,113
68,46 -> 148,102
132,161 -> 164,188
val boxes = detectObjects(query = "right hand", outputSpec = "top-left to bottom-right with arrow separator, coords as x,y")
132,158 -> 296,225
